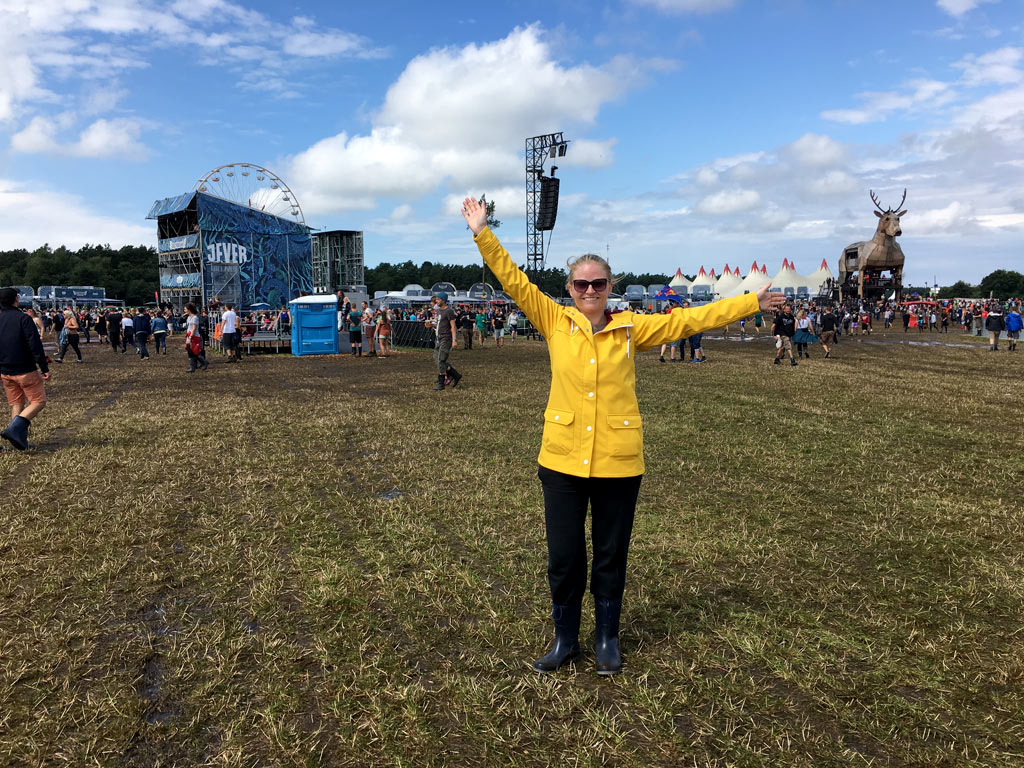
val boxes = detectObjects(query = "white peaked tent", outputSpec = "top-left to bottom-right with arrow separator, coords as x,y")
805,258 -> 834,291
769,259 -> 820,298
713,263 -> 743,298
668,268 -> 692,291
722,261 -> 770,298
689,266 -> 717,299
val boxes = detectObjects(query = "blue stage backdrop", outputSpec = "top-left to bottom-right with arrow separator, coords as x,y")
148,191 -> 312,309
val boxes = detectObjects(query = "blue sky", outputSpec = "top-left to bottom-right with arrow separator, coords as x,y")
0,0 -> 1021,287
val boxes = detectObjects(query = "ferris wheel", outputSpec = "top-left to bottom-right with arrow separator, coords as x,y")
193,163 -> 306,225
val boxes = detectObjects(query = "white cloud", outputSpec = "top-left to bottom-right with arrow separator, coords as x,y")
0,178 -> 153,250
806,170 -> 859,198
696,189 -> 760,215
10,116 -> 148,159
627,0 -> 737,14
289,26 -> 646,214
282,16 -> 386,59
913,201 -> 976,233
0,0 -> 387,121
0,30 -> 42,122
821,79 -> 955,124
953,84 -> 1024,140
783,134 -> 846,168
937,0 -> 996,17
952,47 -> 1022,86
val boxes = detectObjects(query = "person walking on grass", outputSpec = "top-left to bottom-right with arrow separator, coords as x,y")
183,303 -> 208,373
362,301 -> 377,358
56,309 -> 83,364
474,309 -> 487,346
134,308 -> 152,360
151,311 -> 168,355
107,308 -> 122,353
793,309 -> 816,359
460,307 -> 475,350
0,287 -> 50,451
428,292 -> 461,390
376,308 -> 391,357
120,311 -> 136,354
985,304 -> 1004,351
773,304 -> 798,366
492,308 -> 506,349
221,304 -> 239,362
461,196 -> 784,676
347,303 -> 363,356
508,309 -> 519,342
818,306 -> 838,359
1005,305 -> 1021,351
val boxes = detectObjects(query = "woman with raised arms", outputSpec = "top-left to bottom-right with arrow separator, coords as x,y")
461,195 -> 786,676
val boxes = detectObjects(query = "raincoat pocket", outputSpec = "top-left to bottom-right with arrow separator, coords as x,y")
607,414 -> 642,457
542,408 -> 575,455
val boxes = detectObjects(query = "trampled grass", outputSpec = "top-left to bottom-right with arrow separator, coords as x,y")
1,327 -> 1021,767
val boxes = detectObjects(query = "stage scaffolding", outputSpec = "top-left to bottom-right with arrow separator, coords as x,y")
525,132 -> 568,275
312,230 -> 364,294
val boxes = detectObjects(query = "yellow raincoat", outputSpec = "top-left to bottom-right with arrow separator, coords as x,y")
474,227 -> 760,478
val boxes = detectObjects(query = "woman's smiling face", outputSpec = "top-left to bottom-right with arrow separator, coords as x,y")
568,261 -> 611,316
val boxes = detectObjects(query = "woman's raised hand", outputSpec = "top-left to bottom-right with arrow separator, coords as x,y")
756,283 -> 787,312
461,196 -> 488,236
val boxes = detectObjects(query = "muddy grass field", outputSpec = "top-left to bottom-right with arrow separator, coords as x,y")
1,328 -> 1021,767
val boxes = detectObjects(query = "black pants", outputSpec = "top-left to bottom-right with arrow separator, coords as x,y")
538,465 -> 643,606
59,333 -> 82,361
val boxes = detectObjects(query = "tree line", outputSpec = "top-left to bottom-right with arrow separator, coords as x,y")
934,270 -> 1024,300
0,244 -> 158,305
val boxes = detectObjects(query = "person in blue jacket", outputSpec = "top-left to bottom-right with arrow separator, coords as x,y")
1004,304 -> 1021,352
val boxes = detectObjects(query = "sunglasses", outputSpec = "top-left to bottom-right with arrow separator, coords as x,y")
572,278 -> 609,293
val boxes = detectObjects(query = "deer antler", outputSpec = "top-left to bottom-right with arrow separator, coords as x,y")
895,188 -> 907,211
870,190 -> 885,212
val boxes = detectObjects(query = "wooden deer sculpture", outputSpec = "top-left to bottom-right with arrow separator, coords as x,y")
839,189 -> 907,302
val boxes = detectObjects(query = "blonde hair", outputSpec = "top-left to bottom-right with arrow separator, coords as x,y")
566,253 -> 619,288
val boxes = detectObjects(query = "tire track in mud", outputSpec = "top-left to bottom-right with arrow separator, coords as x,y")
1,381 -> 133,496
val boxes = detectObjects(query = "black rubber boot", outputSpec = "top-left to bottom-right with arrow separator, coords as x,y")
1,416 -> 31,451
434,375 -> 446,391
447,367 -> 462,388
594,597 -> 623,676
533,603 -> 581,673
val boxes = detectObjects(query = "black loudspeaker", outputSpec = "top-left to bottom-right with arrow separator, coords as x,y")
536,176 -> 560,231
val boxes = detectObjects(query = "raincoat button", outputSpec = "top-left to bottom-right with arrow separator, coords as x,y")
587,426 -> 592,431
624,420 -> 629,425
590,358 -> 595,364
588,392 -> 594,398
583,459 -> 589,465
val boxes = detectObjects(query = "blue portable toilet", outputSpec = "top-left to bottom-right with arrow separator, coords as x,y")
289,295 -> 339,356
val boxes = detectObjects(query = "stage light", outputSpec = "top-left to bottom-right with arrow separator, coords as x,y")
550,146 -> 557,158
558,143 -> 567,157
